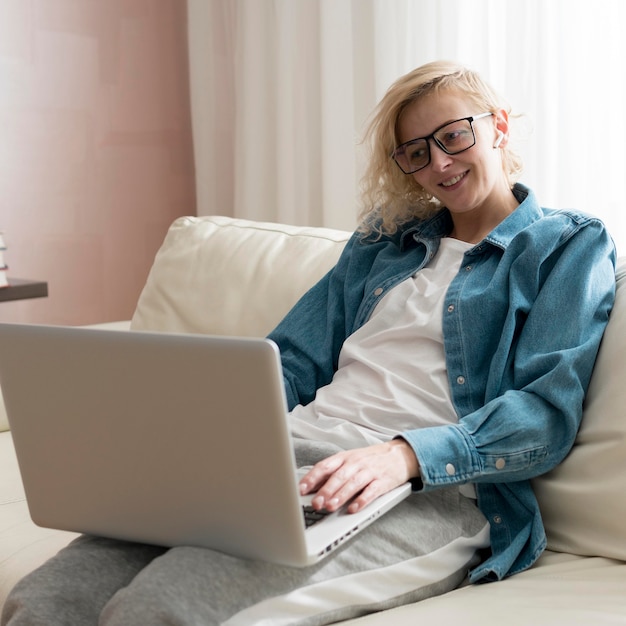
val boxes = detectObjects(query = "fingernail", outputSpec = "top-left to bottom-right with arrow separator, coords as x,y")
312,496 -> 324,509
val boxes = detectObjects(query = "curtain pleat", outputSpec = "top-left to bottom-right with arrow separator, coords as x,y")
188,0 -> 626,252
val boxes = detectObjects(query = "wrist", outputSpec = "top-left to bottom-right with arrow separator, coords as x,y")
389,438 -> 420,479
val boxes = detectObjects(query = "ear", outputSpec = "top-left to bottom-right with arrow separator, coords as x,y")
493,109 -> 510,149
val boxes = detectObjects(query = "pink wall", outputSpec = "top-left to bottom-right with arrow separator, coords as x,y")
0,0 -> 195,325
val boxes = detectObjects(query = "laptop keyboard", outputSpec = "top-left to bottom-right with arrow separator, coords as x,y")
302,505 -> 331,528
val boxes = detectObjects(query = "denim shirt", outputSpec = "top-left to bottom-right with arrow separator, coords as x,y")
268,184 -> 616,583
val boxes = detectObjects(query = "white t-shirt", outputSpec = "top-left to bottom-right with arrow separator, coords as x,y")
289,237 -> 472,449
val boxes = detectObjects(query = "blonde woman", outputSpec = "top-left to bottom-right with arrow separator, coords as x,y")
3,61 -> 616,626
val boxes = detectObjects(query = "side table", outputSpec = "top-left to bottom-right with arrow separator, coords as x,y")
0,279 -> 48,303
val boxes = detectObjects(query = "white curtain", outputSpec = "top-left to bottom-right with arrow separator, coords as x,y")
188,0 -> 626,252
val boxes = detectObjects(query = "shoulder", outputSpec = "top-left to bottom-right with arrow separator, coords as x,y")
540,206 -> 605,228
504,184 -> 612,251
495,195 -> 616,279
535,207 -> 614,249
508,208 -> 617,288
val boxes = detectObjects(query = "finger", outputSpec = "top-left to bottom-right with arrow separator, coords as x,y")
298,454 -> 346,495
313,466 -> 371,512
346,479 -> 388,513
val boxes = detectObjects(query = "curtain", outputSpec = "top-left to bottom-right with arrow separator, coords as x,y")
188,0 -> 626,252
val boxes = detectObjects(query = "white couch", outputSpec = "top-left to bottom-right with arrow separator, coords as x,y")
1,215 -> 625,624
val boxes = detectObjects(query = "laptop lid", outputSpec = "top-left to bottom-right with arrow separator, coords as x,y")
0,323 -> 410,567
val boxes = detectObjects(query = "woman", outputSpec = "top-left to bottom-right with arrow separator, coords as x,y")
3,61 -> 616,625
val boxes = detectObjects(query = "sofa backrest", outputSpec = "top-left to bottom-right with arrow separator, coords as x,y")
132,215 -> 626,564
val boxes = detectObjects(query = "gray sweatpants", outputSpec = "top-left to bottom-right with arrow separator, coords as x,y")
2,440 -> 490,626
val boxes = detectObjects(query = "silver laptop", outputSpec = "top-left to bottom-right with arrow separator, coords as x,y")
0,323 -> 411,567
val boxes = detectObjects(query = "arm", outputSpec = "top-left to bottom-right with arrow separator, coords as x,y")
301,217 -> 616,512
269,230 -> 391,410
406,219 -> 616,490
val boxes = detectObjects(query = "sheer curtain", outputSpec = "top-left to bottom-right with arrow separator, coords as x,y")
188,0 -> 626,252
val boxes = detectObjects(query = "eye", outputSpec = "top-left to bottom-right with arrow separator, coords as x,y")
408,145 -> 427,162
441,127 -> 471,146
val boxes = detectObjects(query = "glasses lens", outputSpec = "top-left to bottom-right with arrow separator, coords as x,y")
394,139 -> 429,174
393,117 -> 480,174
433,119 -> 475,155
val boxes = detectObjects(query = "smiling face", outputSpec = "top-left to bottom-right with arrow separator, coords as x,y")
396,89 -> 514,220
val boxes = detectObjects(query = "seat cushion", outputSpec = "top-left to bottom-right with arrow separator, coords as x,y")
341,551 -> 626,625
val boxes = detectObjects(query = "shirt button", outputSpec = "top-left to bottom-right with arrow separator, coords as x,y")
456,376 -> 465,385
373,287 -> 383,297
495,458 -> 506,470
465,265 -> 472,271
493,515 -> 503,524
447,304 -> 455,313
445,463 -> 456,476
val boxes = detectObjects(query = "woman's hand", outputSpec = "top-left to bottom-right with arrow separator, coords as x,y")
298,439 -> 420,514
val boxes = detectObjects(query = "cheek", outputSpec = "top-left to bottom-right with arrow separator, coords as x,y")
411,170 -> 430,189
411,172 -> 439,199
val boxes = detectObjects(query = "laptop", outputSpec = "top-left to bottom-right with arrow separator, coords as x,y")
0,323 -> 411,567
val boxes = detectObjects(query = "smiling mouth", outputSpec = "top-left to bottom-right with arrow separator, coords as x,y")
440,172 -> 467,188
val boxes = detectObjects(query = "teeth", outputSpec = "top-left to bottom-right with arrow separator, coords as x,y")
442,173 -> 464,187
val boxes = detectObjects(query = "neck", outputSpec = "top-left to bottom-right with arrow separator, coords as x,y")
449,192 -> 519,244
449,220 -> 496,244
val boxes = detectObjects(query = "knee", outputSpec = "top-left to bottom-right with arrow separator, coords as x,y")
2,581 -> 61,626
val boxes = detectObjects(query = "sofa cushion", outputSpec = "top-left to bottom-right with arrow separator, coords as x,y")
131,216 -> 350,337
533,257 -> 626,561
341,551 -> 626,625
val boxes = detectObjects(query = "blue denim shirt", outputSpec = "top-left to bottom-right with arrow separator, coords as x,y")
268,184 -> 616,583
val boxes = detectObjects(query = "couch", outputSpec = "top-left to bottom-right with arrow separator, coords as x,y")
1,215 -> 625,624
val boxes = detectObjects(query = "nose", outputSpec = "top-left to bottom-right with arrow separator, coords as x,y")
428,139 -> 454,171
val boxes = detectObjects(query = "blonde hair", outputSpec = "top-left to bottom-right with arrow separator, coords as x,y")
359,61 -> 523,237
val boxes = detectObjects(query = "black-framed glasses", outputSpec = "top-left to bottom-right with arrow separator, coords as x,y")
392,112 -> 493,174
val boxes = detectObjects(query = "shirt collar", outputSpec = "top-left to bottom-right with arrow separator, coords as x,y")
483,184 -> 543,250
400,183 -> 543,251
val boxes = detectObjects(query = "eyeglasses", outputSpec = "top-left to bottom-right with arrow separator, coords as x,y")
392,112 -> 493,174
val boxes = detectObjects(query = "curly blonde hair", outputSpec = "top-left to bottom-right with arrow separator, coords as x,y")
359,61 -> 523,237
